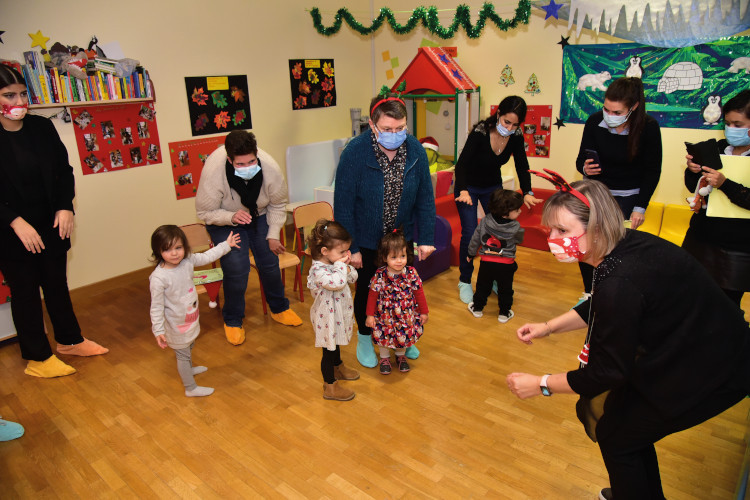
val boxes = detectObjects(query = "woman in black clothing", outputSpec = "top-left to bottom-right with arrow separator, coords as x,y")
453,96 -> 540,304
575,77 -> 662,296
0,66 -> 107,377
683,89 -> 750,308
507,179 -> 748,500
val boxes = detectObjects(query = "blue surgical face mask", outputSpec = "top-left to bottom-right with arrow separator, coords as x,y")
234,162 -> 261,180
496,121 -> 513,137
602,108 -> 632,128
725,126 -> 750,147
376,127 -> 408,150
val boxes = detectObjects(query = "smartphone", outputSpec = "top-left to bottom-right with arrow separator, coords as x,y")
584,149 -> 601,165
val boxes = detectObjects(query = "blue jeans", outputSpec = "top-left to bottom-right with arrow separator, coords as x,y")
207,215 -> 289,326
456,184 -> 501,283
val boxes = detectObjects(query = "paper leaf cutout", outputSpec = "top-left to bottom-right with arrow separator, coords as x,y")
214,111 -> 230,129
211,91 -> 228,108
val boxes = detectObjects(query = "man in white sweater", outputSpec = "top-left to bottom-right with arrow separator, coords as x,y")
196,131 -> 302,345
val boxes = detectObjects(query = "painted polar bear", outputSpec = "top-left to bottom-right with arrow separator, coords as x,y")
577,71 -> 611,91
729,57 -> 750,74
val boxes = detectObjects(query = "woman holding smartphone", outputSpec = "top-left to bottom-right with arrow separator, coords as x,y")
574,77 -> 663,297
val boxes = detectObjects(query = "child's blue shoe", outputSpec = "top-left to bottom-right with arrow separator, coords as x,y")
492,281 -> 498,295
458,282 -> 473,304
405,344 -> 420,359
0,418 -> 24,441
356,332 -> 378,368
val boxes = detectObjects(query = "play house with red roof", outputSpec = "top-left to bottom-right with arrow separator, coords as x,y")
390,47 -> 481,161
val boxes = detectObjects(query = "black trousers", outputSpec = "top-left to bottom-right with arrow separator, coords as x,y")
472,260 -> 517,314
320,346 -> 342,384
353,247 -> 378,338
0,251 -> 82,361
596,376 -> 748,499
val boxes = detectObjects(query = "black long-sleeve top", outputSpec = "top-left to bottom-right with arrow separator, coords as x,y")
684,139 -> 750,252
0,115 -> 75,260
575,111 -> 662,210
567,230 -> 749,420
454,122 -> 532,195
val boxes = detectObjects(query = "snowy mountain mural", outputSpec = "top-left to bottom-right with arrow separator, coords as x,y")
532,0 -> 750,47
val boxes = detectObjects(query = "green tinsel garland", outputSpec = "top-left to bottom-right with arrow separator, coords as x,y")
310,2 -> 531,39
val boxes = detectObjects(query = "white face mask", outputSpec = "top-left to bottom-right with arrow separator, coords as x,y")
234,164 -> 261,180
602,108 -> 632,128
496,121 -> 513,137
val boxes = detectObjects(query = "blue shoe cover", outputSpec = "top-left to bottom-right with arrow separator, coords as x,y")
356,332 -> 377,368
405,344 -> 420,359
458,282 -> 473,304
0,418 -> 24,441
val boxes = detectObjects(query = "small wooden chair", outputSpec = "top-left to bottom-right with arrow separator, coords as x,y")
250,228 -> 302,315
292,202 -> 334,275
180,223 -> 223,308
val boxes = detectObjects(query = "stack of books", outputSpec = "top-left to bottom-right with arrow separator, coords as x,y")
21,50 -> 152,105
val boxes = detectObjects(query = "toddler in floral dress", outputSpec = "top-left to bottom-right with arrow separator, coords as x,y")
306,219 -> 360,401
365,230 -> 428,375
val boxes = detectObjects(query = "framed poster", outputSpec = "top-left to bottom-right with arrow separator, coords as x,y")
184,75 -> 251,136
289,59 -> 336,110
168,136 -> 225,199
70,102 -> 161,175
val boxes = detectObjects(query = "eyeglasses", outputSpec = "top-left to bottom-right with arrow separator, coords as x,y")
376,125 -> 408,134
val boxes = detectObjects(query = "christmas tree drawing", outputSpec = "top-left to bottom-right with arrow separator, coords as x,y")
525,73 -> 541,94
499,65 -> 515,87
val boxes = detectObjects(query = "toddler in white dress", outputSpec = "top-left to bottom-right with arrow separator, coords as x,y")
306,219 -> 359,401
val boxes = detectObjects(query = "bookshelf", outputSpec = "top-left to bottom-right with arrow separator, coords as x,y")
29,97 -> 153,109
18,50 -> 154,108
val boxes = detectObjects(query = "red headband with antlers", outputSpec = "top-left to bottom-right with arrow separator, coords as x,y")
528,168 -> 590,207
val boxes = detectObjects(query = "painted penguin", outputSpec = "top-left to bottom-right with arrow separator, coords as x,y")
625,56 -> 644,79
702,95 -> 722,126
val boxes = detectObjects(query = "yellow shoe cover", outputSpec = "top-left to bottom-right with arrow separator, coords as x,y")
224,325 -> 245,345
270,309 -> 303,327
24,355 -> 76,378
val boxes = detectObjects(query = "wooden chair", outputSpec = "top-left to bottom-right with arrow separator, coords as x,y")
292,201 -> 334,275
250,227 -> 302,315
180,224 -> 223,308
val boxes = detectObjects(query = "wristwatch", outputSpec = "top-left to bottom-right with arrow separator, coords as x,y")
526,190 -> 535,196
540,374 -> 552,396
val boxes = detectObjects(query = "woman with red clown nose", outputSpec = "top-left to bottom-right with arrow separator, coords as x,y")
507,175 -> 749,500
0,65 -> 108,378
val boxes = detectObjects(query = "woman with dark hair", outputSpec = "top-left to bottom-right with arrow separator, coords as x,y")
683,88 -> 750,308
575,77 -> 663,297
334,95 -> 435,368
0,65 -> 108,377
507,178 -> 748,500
454,95 -> 540,304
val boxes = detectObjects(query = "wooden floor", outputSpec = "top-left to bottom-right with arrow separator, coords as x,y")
0,246 -> 747,499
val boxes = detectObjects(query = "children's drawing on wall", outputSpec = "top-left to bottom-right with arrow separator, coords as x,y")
561,36 -> 750,129
289,59 -> 336,110
498,64 -> 515,87
71,102 -> 161,175
184,75 -> 251,137
168,136 -> 225,200
525,73 -> 541,94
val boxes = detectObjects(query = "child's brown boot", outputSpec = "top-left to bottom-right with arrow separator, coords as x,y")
333,363 -> 360,381
323,381 -> 355,401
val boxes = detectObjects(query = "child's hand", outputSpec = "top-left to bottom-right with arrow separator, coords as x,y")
420,313 -> 428,324
466,256 -> 473,262
155,334 -> 168,349
365,316 -> 375,328
227,231 -> 241,248
337,250 -> 351,265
